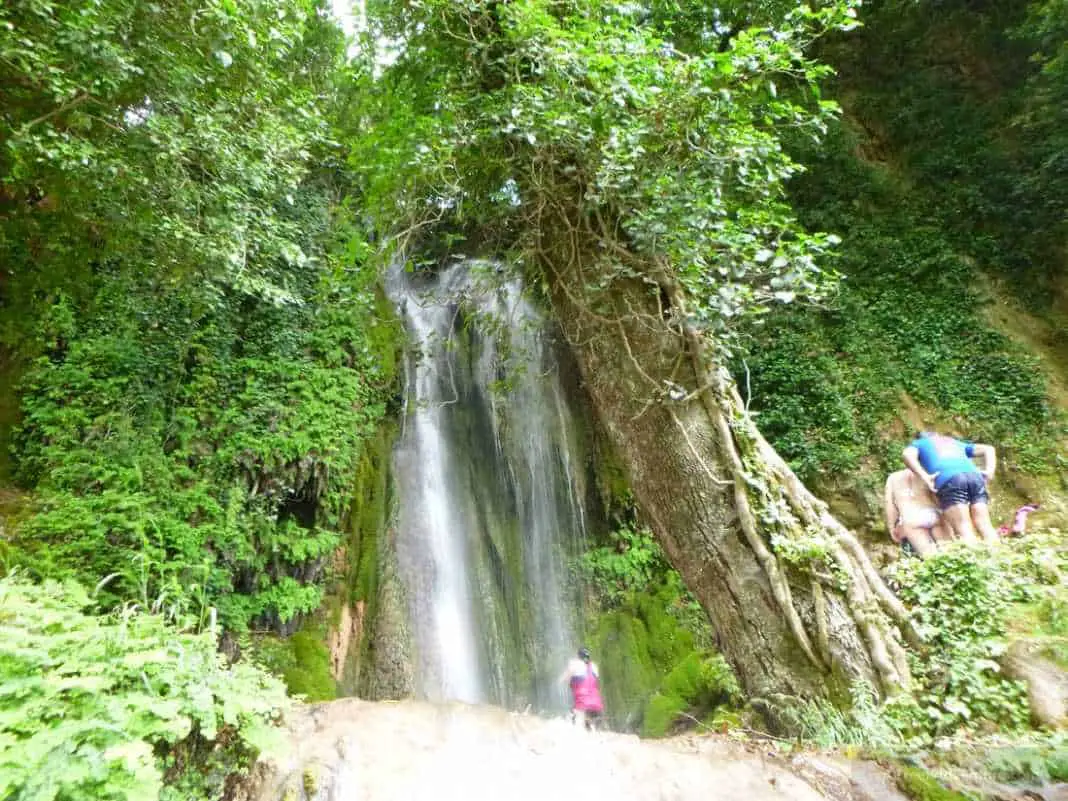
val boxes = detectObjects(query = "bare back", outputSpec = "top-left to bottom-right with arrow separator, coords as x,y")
887,469 -> 938,516
885,469 -> 940,539
885,469 -> 949,556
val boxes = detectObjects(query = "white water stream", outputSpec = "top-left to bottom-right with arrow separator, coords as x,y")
388,261 -> 590,709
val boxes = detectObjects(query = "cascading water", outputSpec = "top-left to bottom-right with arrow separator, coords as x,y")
389,260 -> 592,711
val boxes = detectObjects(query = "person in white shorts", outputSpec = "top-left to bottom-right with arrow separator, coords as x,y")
884,468 -> 952,557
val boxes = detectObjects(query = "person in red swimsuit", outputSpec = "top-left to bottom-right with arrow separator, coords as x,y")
559,647 -> 604,730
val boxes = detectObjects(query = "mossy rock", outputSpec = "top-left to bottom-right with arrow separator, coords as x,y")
284,631 -> 337,701
252,628 -> 338,702
640,652 -> 741,737
642,692 -> 687,738
302,765 -> 319,797
591,609 -> 658,729
895,765 -> 975,801
588,582 -> 738,734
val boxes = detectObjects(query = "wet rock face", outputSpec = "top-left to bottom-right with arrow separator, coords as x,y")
231,699 -> 906,801
366,538 -> 415,700
327,602 -> 360,685
1003,639 -> 1068,729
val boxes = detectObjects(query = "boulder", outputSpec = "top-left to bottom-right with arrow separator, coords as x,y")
1002,640 -> 1068,729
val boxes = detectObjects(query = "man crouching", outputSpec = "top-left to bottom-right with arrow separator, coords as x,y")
902,431 -> 999,544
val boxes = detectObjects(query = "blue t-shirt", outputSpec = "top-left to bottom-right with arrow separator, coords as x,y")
909,435 -> 978,489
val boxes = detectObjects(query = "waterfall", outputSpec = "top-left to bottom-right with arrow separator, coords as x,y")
388,260 -> 591,711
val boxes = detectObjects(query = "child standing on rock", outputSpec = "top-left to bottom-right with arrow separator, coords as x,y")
560,647 -> 604,730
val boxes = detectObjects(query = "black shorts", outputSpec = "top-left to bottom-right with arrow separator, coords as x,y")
583,709 -> 603,730
936,472 -> 989,510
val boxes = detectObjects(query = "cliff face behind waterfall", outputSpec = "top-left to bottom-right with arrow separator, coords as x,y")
386,262 -> 599,711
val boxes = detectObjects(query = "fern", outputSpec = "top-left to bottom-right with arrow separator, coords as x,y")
0,576 -> 289,801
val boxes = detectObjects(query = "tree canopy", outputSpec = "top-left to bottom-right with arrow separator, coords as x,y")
359,0 -> 862,339
1,0 -> 396,629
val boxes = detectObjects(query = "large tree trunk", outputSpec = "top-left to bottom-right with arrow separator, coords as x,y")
532,202 -> 918,711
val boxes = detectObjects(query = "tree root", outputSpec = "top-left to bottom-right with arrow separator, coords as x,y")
712,405 -> 825,672
661,275 -> 914,696
811,579 -> 832,666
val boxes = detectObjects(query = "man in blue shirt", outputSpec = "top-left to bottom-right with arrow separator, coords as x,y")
902,432 -> 999,543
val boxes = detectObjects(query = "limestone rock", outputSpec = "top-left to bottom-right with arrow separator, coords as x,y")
232,698 -> 909,801
1003,640 -> 1068,729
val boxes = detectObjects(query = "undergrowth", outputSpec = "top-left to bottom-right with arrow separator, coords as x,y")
782,532 -> 1068,791
885,545 -> 1033,740
576,520 -> 740,735
0,575 -> 288,801
777,682 -> 902,752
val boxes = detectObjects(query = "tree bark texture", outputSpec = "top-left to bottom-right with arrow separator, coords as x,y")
530,198 -> 917,711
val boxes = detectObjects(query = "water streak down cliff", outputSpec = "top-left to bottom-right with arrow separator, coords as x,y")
387,261 -> 593,711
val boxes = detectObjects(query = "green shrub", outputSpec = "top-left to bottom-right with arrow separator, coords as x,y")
577,524 -> 670,607
885,541 -> 1053,742
640,652 -> 741,737
896,765 -> 975,801
0,575 -> 289,801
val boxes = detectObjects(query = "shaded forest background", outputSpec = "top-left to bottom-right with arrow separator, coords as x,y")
746,0 -> 1067,521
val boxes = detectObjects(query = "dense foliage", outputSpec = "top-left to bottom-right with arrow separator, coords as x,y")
887,546 -> 1033,740
739,122 -> 1062,492
735,0 -> 1068,497
873,534 -> 1068,792
0,4 -> 397,793
577,523 -> 669,607
0,0 -> 338,321
8,219 -> 394,629
359,0 -> 858,334
0,575 -> 288,801
1,1 -> 397,629
1018,0 -> 1068,233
